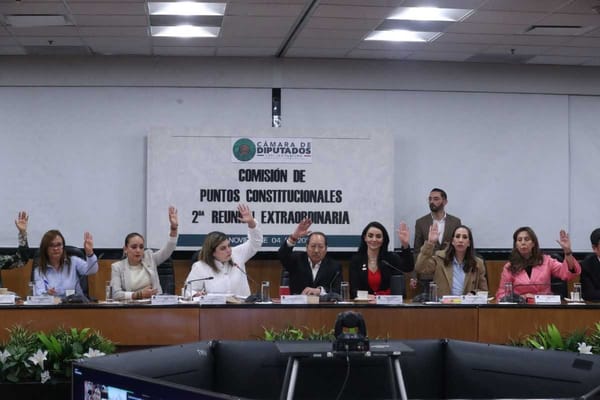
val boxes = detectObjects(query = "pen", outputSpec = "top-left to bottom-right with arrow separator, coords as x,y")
43,279 -> 49,291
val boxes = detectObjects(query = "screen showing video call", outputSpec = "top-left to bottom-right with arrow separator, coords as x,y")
72,365 -> 227,400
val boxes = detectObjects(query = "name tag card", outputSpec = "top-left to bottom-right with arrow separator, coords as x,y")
375,295 -> 403,305
441,296 -> 462,304
26,295 -> 55,305
0,294 -> 16,304
151,295 -> 179,305
197,294 -> 228,305
461,294 -> 488,304
534,295 -> 561,304
280,295 -> 308,304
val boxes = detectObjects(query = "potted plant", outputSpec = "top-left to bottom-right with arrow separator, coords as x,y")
0,325 -> 115,400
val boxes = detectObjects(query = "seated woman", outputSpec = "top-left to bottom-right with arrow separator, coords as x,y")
349,221 -> 414,298
184,204 -> 262,298
0,211 -> 30,288
415,224 -> 487,297
496,227 -> 581,302
111,206 -> 179,301
33,230 -> 97,296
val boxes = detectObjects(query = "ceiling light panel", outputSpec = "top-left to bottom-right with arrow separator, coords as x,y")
389,7 -> 474,22
150,25 -> 220,37
148,2 -> 226,16
365,30 -> 440,42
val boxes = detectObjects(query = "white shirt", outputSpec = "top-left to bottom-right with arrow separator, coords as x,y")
432,213 -> 447,245
185,222 -> 263,297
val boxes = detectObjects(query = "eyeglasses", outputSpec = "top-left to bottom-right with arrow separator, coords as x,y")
49,243 -> 64,249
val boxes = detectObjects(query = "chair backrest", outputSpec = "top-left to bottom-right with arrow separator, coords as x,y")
157,257 -> 175,295
31,246 -> 90,297
390,274 -> 405,296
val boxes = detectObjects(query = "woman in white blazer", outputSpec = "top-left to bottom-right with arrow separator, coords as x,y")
111,206 -> 178,301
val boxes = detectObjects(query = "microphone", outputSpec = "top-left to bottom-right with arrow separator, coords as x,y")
499,282 -> 563,304
182,276 -> 214,299
320,270 -> 341,303
63,253 -> 104,304
381,259 -> 407,274
232,264 -> 262,303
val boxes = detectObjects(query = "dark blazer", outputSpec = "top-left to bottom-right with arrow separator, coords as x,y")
414,213 -> 462,255
349,248 -> 414,298
581,254 -> 600,301
278,242 -> 342,295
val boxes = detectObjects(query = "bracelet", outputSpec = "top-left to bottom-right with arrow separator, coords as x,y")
289,235 -> 299,242
565,251 -> 573,256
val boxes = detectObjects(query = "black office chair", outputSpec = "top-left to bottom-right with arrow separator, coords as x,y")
550,252 -> 569,298
157,257 -> 175,295
31,245 -> 90,298
390,274 -> 406,296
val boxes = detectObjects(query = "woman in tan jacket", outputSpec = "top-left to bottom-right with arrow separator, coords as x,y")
415,224 -> 487,298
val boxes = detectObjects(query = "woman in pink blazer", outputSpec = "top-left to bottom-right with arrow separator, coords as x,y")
496,227 -> 580,301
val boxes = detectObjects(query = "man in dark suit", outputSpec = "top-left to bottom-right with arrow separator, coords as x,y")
411,188 -> 461,296
581,228 -> 600,301
278,218 -> 342,296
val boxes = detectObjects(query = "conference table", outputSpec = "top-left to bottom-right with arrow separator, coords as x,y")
2,301 -> 600,348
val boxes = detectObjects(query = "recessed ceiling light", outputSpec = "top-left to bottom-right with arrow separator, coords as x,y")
148,2 -> 226,16
389,7 -> 473,22
365,30 -> 439,42
150,25 -> 220,37
4,14 -> 72,27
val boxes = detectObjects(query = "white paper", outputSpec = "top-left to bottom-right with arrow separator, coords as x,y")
280,295 -> 308,304
375,295 -> 403,305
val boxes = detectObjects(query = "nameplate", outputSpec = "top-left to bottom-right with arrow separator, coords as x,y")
151,295 -> 179,305
461,294 -> 488,304
534,295 -> 561,304
375,295 -> 403,305
26,295 -> 55,305
280,295 -> 308,304
441,296 -> 462,304
0,294 -> 16,304
197,294 -> 228,305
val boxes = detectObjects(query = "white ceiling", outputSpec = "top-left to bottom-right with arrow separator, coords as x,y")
1,0 -> 600,66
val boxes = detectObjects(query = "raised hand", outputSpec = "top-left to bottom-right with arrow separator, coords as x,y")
83,232 -> 94,256
168,206 -> 178,229
427,223 -> 440,244
237,204 -> 256,228
14,211 -> 28,234
556,229 -> 572,253
396,221 -> 410,248
293,218 -> 312,239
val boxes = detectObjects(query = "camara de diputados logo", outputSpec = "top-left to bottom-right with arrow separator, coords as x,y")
232,138 -> 257,162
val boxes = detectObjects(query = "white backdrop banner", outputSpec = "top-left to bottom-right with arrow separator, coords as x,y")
146,130 -> 394,251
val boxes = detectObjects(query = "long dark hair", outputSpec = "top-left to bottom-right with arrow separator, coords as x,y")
39,230 -> 71,275
198,231 -> 231,273
508,226 -> 543,274
443,225 -> 478,273
357,221 -> 390,260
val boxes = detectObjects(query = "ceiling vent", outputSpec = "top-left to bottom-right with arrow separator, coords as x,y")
525,25 -> 591,36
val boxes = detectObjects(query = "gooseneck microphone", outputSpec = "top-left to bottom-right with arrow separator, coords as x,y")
381,259 -> 405,274
499,282 -> 561,304
320,270 -> 342,303
232,264 -> 262,303
182,276 -> 214,298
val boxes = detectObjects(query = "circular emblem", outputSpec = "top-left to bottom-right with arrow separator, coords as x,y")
232,138 -> 256,162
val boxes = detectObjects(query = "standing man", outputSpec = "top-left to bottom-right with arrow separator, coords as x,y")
278,218 -> 342,296
581,228 -> 600,301
411,188 -> 461,295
